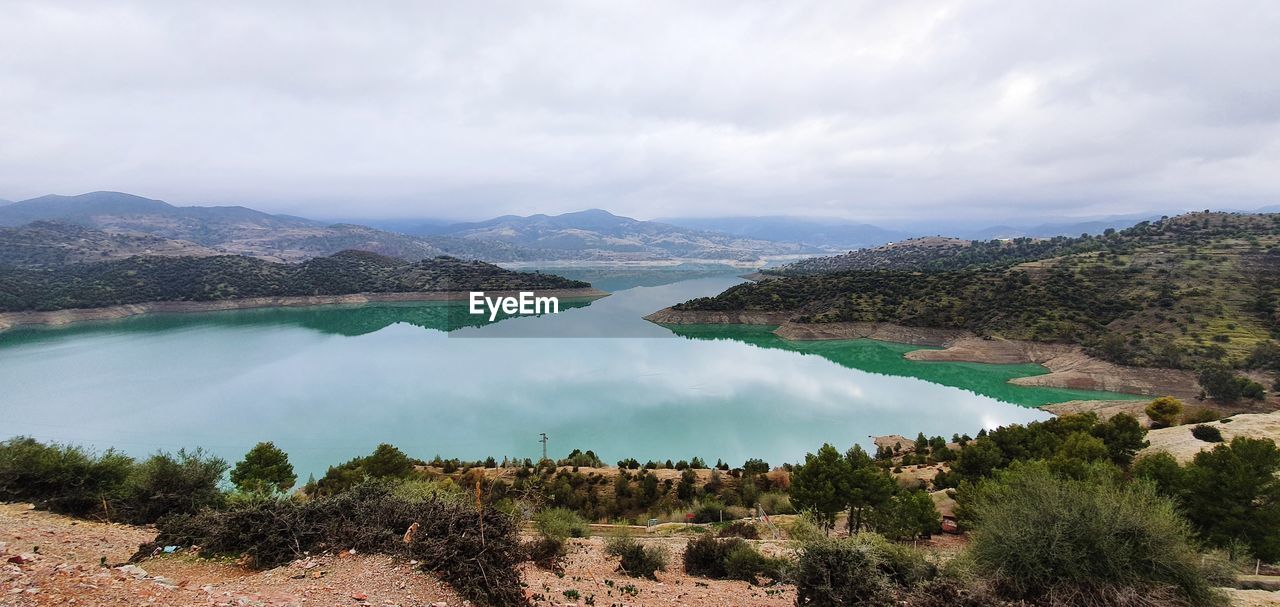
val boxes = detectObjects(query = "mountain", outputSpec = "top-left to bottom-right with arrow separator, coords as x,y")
655,216 -> 909,250
666,211 -> 1280,370
427,209 -> 817,261
0,193 -> 814,263
0,192 -> 522,263
0,221 -> 222,268
959,216 -> 1161,240
0,250 -> 590,313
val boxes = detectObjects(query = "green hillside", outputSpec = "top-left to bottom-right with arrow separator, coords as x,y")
676,212 -> 1280,370
0,250 -> 589,313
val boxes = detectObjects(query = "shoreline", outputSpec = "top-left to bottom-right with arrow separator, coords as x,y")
643,307 -> 1244,405
0,287 -> 610,331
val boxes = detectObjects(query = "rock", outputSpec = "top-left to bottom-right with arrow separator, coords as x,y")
7,553 -> 35,564
352,592 -> 369,601
114,564 -> 148,578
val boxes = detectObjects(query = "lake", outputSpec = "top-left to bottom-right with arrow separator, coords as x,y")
0,269 -> 1134,479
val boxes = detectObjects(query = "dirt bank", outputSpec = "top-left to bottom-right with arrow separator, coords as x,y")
0,288 -> 609,331
1141,411 -> 1280,463
645,308 -> 1209,400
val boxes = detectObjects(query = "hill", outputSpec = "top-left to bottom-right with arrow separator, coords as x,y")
654,215 -> 908,249
0,250 -> 590,313
0,192 -> 524,263
425,209 -> 817,261
0,221 -> 223,268
669,212 -> 1280,370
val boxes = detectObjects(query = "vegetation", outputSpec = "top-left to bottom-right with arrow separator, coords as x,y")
0,250 -> 589,312
1146,396 -> 1184,427
603,536 -> 668,579
146,482 -> 526,606
963,461 -> 1226,606
533,507 -> 589,540
684,535 -> 790,583
676,212 -> 1280,371
1190,425 -> 1224,442
0,437 -> 226,524
794,535 -> 931,606
230,442 -> 296,494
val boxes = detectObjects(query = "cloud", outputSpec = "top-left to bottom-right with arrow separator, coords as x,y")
0,1 -> 1277,221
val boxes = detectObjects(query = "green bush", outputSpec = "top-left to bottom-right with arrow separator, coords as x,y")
684,535 -> 788,583
1190,425 -> 1224,443
1145,396 -> 1184,427
1182,408 -> 1223,425
794,537 -> 895,606
604,536 -> 668,579
146,482 -> 525,606
963,461 -> 1226,606
0,437 -> 133,517
230,442 -> 296,494
120,449 -> 228,524
534,507 -> 589,540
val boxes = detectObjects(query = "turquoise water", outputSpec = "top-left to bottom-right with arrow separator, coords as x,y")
0,272 -> 1134,478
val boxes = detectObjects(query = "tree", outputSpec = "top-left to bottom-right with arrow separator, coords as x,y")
1145,396 -> 1183,427
230,442 -> 296,494
913,433 -> 929,455
1089,413 -> 1148,467
789,444 -> 851,533
869,490 -> 941,540
951,438 -> 1004,483
363,444 -> 414,478
1198,365 -> 1243,402
845,445 -> 896,533
1181,437 -> 1280,561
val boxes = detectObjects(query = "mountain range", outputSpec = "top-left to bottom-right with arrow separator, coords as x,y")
0,192 -> 808,264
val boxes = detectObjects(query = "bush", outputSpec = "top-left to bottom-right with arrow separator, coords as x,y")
534,507 -> 589,540
794,538 -> 894,606
144,482 -> 526,606
1182,408 -> 1222,425
120,449 -> 228,524
230,442 -> 296,494
0,437 -> 133,517
684,535 -> 788,583
963,461 -> 1225,606
1191,425 -> 1224,443
786,511 -> 826,542
604,536 -> 668,579
1145,396 -> 1184,427
524,535 -> 566,571
718,521 -> 759,539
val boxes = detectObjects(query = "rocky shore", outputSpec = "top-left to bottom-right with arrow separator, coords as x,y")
0,288 -> 609,331
643,307 -> 1254,403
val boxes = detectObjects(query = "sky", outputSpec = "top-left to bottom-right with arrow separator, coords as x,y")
1,1 -> 1278,222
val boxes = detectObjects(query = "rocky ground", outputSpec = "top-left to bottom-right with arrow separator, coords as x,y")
2,503 -> 1276,606
1141,411 -> 1280,463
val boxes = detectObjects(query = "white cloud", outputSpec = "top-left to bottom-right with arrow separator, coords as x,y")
0,0 -> 1277,221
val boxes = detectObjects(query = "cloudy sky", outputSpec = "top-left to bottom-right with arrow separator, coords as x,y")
1,1 -> 1277,222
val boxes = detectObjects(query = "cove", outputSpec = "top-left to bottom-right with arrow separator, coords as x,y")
0,271 -> 1136,480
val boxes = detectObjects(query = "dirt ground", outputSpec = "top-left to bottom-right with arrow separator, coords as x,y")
3,503 -> 1276,606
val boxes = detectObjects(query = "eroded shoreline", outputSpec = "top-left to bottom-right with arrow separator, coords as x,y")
0,288 -> 610,331
644,306 -> 1216,403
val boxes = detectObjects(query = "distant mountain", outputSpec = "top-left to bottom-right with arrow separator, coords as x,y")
655,216 -> 908,250
0,191 -> 523,263
428,209 -> 817,261
0,221 -> 222,268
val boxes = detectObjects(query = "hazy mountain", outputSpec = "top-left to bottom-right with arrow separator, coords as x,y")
429,209 -> 817,261
0,221 -> 223,268
655,216 -> 909,250
0,192 -> 521,262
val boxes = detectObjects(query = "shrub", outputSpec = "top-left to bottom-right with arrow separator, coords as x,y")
1145,396 -> 1184,427
534,507 -> 589,540
718,521 -> 759,539
0,437 -> 133,517
963,461 -> 1225,606
690,501 -> 739,524
684,535 -> 788,583
786,511 -> 826,542
1190,425 -> 1224,443
604,536 -> 668,579
524,535 -> 566,571
144,482 -> 526,606
119,449 -> 228,524
1182,408 -> 1223,425
794,538 -> 894,606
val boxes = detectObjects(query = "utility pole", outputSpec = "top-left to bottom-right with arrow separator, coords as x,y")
539,433 -> 549,462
